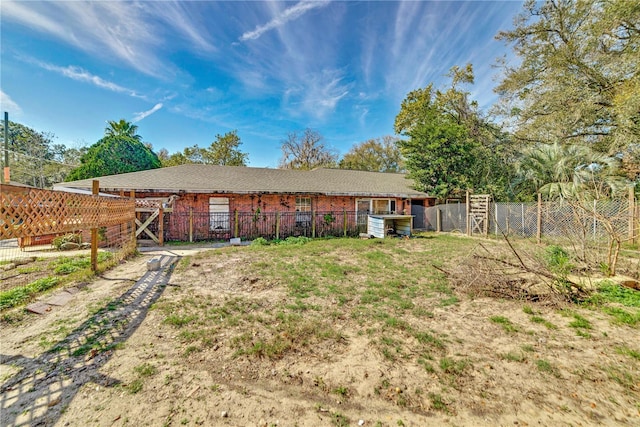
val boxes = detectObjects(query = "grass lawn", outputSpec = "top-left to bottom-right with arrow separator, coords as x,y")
1,234 -> 638,426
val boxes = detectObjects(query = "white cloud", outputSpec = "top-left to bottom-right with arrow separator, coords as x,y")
133,103 -> 163,122
284,69 -> 351,119
141,1 -> 215,53
0,91 -> 23,116
30,59 -> 144,98
2,1 -> 79,45
240,1 -> 331,41
2,0 -> 213,78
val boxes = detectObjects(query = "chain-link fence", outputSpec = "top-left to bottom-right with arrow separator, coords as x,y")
424,195 -> 638,244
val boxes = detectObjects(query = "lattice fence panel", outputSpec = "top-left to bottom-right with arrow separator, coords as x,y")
1,184 -> 135,240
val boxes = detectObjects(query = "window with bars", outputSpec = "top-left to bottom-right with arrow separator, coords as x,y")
295,197 -> 312,226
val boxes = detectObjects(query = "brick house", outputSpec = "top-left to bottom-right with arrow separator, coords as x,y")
55,165 -> 434,241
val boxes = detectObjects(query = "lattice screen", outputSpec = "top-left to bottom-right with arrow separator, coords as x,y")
1,184 -> 135,240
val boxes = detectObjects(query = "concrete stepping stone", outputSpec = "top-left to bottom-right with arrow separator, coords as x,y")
26,302 -> 52,315
45,291 -> 74,306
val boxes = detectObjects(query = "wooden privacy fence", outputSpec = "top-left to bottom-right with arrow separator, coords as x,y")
1,182 -> 136,269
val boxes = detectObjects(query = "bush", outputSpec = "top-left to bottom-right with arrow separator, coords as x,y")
251,237 -> 270,246
52,233 -> 82,250
544,245 -> 573,275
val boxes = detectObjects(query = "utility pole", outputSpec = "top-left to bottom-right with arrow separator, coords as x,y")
3,111 -> 9,184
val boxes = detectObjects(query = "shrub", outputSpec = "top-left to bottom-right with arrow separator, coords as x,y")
251,237 -> 269,246
544,245 -> 573,275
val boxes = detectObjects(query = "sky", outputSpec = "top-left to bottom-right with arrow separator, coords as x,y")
0,0 -> 525,168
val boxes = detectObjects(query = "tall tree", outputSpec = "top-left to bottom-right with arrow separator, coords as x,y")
0,121 -> 81,187
399,109 -> 479,200
104,119 -> 142,141
203,130 -> 248,166
514,142 -> 627,199
339,136 -> 404,172
396,65 -> 517,201
157,131 -> 249,167
279,129 -> 338,170
495,0 -> 640,156
66,135 -> 160,181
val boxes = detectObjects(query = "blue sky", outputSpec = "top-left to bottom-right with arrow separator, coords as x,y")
1,0 -> 524,168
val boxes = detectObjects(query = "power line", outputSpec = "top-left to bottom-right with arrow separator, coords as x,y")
0,147 -> 79,168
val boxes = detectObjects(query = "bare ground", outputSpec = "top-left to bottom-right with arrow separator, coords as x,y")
1,239 -> 639,427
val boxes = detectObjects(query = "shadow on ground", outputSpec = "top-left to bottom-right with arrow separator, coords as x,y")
0,255 -> 179,427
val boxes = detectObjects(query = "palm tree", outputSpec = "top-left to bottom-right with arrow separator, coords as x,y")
105,119 -> 141,141
514,142 -> 627,200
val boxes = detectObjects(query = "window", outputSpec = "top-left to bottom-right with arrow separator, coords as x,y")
295,197 -> 311,227
356,199 -> 396,225
209,197 -> 229,231
295,197 -> 311,212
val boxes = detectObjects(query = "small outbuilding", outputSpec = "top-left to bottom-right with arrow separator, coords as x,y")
367,214 -> 413,238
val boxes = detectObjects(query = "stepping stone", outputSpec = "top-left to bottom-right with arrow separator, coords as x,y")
26,302 -> 52,315
65,287 -> 81,294
45,291 -> 74,306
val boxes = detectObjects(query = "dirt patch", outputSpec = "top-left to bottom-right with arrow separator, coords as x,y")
1,238 -> 639,427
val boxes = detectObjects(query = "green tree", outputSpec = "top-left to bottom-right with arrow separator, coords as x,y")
395,64 -> 517,201
66,135 -> 161,181
394,85 -> 436,136
105,119 -> 142,141
339,136 -> 404,172
0,121 -> 82,187
399,109 -> 478,200
203,130 -> 248,166
279,129 -> 338,170
495,0 -> 640,156
514,142 -> 627,199
157,131 -> 248,167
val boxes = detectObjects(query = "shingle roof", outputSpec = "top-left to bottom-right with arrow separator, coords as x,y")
54,165 -> 430,198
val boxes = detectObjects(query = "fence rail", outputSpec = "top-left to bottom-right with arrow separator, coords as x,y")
425,194 -> 639,243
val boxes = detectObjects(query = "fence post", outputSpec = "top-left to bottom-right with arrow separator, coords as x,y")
158,206 -> 164,246
189,207 -> 193,242
537,193 -> 542,244
312,210 -> 316,238
465,191 -> 470,236
234,209 -> 239,238
91,180 -> 99,272
593,199 -> 597,238
629,187 -> 636,243
436,209 -> 442,232
506,214 -> 509,235
343,208 -> 347,237
130,190 -> 136,246
276,212 -> 280,240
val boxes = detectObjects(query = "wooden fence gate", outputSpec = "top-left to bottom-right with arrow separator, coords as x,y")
467,194 -> 491,236
134,196 -> 177,245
